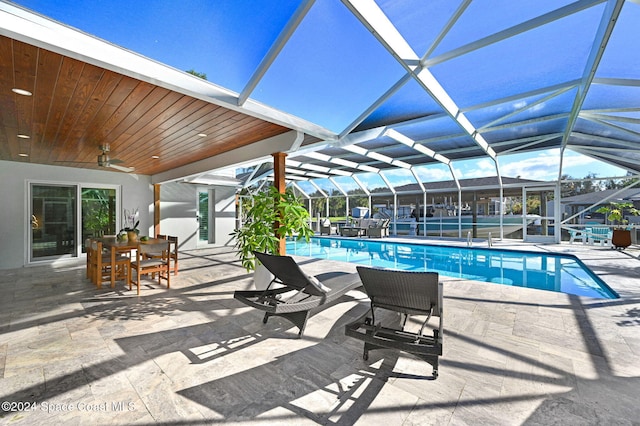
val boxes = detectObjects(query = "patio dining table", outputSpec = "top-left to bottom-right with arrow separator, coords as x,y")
96,237 -> 165,287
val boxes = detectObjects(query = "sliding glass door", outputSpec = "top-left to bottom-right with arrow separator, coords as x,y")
81,187 -> 117,251
29,183 -> 119,262
30,184 -> 77,260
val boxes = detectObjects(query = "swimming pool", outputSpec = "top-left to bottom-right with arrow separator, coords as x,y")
286,237 -> 618,299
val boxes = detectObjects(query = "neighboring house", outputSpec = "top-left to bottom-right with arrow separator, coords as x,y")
559,188 -> 640,224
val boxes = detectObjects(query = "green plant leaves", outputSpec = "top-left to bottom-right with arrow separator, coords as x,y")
230,186 -> 313,271
595,201 -> 640,226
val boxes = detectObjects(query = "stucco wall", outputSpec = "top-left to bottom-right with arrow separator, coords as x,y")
212,186 -> 238,247
0,160 -> 153,269
0,160 -> 238,269
158,182 -> 237,252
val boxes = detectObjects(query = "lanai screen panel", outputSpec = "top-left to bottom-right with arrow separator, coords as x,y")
595,2 -> 640,79
356,79 -> 447,131
252,1 -> 407,134
429,5 -> 605,109
465,88 -> 578,131
331,176 -> 362,194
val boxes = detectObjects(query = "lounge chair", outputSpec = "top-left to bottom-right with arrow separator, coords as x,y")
345,266 -> 443,378
233,252 -> 361,337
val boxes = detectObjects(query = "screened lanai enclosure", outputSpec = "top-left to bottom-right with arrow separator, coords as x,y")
217,0 -> 640,245
3,1 -> 640,246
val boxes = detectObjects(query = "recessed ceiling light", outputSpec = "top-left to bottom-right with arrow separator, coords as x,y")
151,155 -> 160,159
197,133 -> 207,137
12,88 -> 32,96
17,134 -> 30,139
18,153 -> 28,157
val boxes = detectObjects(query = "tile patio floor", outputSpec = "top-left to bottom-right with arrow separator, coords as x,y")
1,238 -> 639,425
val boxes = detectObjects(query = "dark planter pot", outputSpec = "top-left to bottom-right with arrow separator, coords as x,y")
611,229 -> 632,250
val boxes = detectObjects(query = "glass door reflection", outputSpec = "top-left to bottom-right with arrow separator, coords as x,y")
31,184 -> 77,260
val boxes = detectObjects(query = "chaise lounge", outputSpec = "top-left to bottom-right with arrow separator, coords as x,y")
233,251 -> 362,337
345,266 -> 443,378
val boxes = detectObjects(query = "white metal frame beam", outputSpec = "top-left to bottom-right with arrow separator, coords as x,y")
238,0 -> 315,105
424,0 -> 605,66
344,0 -> 496,162
559,0 -> 625,179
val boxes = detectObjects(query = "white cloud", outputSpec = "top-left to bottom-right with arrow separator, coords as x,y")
415,166 -> 451,181
380,168 -> 416,187
452,158 -> 496,179
499,152 -> 560,180
497,149 -> 625,181
562,152 -> 602,169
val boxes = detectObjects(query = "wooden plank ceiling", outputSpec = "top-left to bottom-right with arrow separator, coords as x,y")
0,35 -> 290,176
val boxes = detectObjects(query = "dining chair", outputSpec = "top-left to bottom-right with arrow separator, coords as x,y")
145,234 -> 179,275
89,239 -> 130,289
85,238 -> 94,280
130,240 -> 171,295
166,235 -> 179,275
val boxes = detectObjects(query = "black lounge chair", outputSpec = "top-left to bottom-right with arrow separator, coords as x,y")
233,252 -> 361,337
345,266 -> 443,378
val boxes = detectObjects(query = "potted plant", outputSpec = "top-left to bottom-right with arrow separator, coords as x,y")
230,186 -> 314,287
595,201 -> 640,249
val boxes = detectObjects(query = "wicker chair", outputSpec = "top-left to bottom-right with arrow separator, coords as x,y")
367,219 -> 390,238
320,219 -> 337,235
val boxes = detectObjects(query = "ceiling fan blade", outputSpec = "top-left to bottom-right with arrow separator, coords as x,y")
55,147 -> 132,171
108,163 -> 135,173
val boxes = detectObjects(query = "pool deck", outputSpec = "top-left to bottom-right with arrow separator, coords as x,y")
1,238 -> 639,425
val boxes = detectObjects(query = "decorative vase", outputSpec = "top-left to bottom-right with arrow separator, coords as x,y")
127,231 -> 138,243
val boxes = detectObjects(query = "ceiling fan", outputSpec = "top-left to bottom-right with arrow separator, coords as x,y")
55,143 -> 134,172
96,144 -> 134,172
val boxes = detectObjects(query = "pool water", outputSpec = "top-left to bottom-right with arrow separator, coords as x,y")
286,237 -> 618,299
